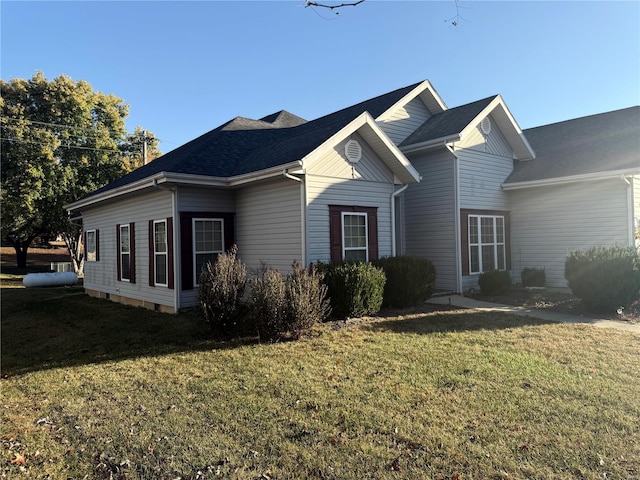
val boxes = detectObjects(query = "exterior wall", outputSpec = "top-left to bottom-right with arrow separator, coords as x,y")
402,148 -> 458,292
509,179 -> 631,288
456,144 -> 515,291
306,134 -> 396,263
235,177 -> 303,274
378,97 -> 432,145
82,189 -> 175,311
177,186 -> 236,308
634,176 -> 640,246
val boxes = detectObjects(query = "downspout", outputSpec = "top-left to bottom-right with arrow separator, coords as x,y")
446,143 -> 463,294
153,179 -> 180,312
283,170 -> 307,267
391,184 -> 409,256
622,174 -> 634,246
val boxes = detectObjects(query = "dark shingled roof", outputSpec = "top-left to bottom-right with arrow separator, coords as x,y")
505,106 -> 640,184
83,82 -> 422,200
400,96 -> 497,147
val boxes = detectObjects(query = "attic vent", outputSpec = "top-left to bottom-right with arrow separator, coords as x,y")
480,117 -> 492,135
345,139 -> 362,164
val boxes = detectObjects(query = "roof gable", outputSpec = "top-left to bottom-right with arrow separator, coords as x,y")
504,106 -> 640,187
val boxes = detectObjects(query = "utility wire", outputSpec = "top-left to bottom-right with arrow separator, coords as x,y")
0,136 -> 126,155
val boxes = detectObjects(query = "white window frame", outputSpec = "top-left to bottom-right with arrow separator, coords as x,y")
120,224 -> 131,282
342,212 -> 368,262
468,214 -> 505,274
153,220 -> 168,287
192,218 -> 224,286
86,229 -> 97,262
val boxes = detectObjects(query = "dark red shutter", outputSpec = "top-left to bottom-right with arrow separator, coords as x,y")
129,222 -> 136,284
223,213 -> 235,252
148,220 -> 155,287
167,217 -> 174,290
95,229 -> 100,262
329,206 -> 343,262
180,213 -> 193,291
367,209 -> 378,261
116,224 -> 121,281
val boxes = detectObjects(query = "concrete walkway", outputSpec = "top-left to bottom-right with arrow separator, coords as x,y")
427,295 -> 640,334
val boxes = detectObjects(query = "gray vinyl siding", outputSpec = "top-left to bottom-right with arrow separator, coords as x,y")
177,187 -> 235,212
177,187 -> 236,308
456,146 -> 514,291
308,133 -> 394,184
458,115 -> 513,159
457,148 -> 513,211
403,148 -> 458,292
82,189 -> 175,308
509,179 -> 630,288
306,176 -> 394,263
235,178 -> 303,273
378,97 -> 432,145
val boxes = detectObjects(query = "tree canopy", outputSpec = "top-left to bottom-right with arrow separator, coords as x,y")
0,72 -> 161,268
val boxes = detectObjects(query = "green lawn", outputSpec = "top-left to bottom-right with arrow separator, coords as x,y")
2,278 -> 639,479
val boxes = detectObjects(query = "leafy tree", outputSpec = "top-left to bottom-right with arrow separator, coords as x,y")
1,72 -> 160,270
121,125 -> 162,172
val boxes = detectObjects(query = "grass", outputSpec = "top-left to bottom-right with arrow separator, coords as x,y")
2,276 -> 639,479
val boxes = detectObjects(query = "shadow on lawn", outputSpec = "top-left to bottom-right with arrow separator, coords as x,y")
0,285 -> 255,377
365,305 -> 555,335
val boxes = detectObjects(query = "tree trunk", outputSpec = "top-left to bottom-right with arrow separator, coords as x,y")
8,236 -> 37,269
62,231 -> 84,276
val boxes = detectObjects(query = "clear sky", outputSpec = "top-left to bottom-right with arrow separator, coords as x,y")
2,1 -> 639,153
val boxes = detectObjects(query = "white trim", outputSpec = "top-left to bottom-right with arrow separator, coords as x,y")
342,211 -> 368,262
153,219 -> 169,287
502,168 -> 640,190
85,229 -> 97,262
192,217 -> 224,287
119,224 -> 131,282
375,80 -> 447,123
468,214 -> 506,274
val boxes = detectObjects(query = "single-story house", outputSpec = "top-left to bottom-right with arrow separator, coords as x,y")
66,80 -> 639,312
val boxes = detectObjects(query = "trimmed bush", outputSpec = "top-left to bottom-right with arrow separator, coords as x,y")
565,246 -> 640,311
373,256 -> 436,308
251,262 -> 331,342
478,270 -> 512,295
521,267 -> 545,287
198,245 -> 249,336
319,261 -> 386,319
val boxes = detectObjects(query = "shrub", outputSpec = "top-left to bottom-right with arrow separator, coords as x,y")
251,262 -> 331,342
198,245 -> 249,336
478,270 -> 512,295
565,246 -> 640,311
521,267 -> 546,287
319,261 -> 386,319
373,256 -> 436,308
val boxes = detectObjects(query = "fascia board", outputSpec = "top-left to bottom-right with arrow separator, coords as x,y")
400,134 -> 461,154
65,173 -> 168,212
302,112 -> 420,183
227,161 -> 304,186
376,80 -> 448,123
502,168 -> 640,190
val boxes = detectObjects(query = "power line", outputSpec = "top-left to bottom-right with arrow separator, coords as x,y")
2,116 -> 124,138
0,136 -> 126,155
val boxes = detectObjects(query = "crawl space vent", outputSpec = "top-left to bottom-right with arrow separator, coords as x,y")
345,139 -> 362,163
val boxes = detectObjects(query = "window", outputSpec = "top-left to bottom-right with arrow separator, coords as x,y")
119,224 -> 131,281
85,229 -> 99,262
468,214 -> 505,274
342,212 -> 368,262
154,220 -> 168,286
329,205 -> 378,262
193,218 -> 224,285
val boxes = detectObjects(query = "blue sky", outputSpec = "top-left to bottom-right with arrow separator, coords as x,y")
2,1 -> 639,153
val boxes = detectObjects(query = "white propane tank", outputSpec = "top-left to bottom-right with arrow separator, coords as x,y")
23,272 -> 78,288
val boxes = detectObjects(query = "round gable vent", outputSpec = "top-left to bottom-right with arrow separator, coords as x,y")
480,117 -> 492,135
345,139 -> 362,164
